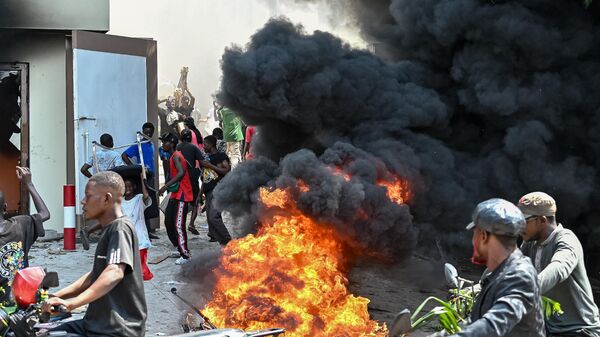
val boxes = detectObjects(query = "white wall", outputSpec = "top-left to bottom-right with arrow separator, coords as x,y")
1,33 -> 67,232
73,49 -> 148,213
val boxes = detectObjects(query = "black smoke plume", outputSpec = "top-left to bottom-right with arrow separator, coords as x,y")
214,1 -> 600,272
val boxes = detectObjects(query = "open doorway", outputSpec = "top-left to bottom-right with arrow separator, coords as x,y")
0,63 -> 29,217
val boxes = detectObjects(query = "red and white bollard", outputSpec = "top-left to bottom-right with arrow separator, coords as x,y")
63,185 -> 76,250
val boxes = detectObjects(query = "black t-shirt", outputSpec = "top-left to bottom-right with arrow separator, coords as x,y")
202,152 -> 230,194
175,106 -> 193,118
0,214 -> 44,303
177,142 -> 204,168
83,217 -> 147,337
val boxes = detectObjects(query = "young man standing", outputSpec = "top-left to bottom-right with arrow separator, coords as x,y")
158,133 -> 194,265
43,172 -> 147,337
201,135 -> 232,246
122,122 -> 159,239
519,192 -> 600,337
177,129 -> 204,235
80,133 -> 123,178
0,166 -> 50,304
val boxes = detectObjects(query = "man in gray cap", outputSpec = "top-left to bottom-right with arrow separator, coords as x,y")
440,198 -> 545,337
519,192 -> 600,337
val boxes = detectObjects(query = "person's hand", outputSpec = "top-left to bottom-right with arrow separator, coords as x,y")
15,166 -> 32,185
200,160 -> 211,168
42,297 -> 73,313
158,185 -> 167,197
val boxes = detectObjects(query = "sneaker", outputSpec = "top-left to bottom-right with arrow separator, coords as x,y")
175,257 -> 190,265
170,251 -> 180,258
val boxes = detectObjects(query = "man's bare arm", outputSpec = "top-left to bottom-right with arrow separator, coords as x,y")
44,264 -> 126,312
17,167 -> 50,222
80,163 -> 93,178
53,272 -> 93,299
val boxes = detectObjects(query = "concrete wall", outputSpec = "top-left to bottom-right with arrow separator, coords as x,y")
0,32 -> 67,232
0,0 -> 109,32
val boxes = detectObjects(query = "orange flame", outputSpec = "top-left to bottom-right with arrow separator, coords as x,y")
202,187 -> 387,336
378,178 -> 412,205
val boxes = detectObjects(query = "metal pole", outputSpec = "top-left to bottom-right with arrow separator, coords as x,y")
136,132 -> 147,181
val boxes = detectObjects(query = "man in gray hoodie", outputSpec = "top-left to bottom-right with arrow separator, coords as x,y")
519,192 -> 600,337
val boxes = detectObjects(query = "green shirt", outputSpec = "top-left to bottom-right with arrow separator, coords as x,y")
220,107 -> 244,142
521,225 -> 600,334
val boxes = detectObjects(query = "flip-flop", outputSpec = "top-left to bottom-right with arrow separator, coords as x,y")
188,226 -> 200,235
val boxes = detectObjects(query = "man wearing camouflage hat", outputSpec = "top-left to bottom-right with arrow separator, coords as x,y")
440,198 -> 545,337
519,192 -> 600,337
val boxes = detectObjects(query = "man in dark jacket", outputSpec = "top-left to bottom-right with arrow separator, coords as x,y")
441,198 -> 545,337
519,192 -> 600,337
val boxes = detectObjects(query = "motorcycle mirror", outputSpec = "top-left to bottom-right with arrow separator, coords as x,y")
388,309 -> 412,337
444,263 -> 459,288
41,271 -> 59,289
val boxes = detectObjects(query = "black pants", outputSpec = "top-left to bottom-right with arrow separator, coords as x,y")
206,191 -> 231,245
51,319 -> 87,336
165,199 -> 190,258
144,171 -> 160,232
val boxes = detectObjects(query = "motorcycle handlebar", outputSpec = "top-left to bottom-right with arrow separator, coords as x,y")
52,305 -> 69,314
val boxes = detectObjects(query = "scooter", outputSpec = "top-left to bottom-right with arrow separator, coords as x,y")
0,267 -> 285,337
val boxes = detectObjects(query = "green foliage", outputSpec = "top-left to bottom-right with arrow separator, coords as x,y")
407,287 -> 564,335
542,296 -> 564,319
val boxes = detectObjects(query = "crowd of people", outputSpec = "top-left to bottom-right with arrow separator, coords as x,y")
0,101 -> 598,336
79,97 -> 257,272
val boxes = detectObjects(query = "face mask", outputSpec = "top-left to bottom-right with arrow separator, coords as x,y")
471,231 -> 487,266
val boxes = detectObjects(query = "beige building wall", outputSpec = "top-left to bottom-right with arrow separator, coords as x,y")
1,33 -> 67,232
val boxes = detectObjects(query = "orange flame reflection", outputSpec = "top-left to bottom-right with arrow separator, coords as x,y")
202,187 -> 387,337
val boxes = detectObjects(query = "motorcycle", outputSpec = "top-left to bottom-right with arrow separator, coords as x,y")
0,267 -> 285,337
388,263 -> 563,337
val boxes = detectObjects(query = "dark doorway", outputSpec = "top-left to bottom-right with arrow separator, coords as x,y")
0,63 -> 29,216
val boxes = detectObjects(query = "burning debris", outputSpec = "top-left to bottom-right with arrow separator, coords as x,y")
192,0 -> 600,335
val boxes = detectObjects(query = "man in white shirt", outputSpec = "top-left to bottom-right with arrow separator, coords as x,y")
80,134 -> 123,178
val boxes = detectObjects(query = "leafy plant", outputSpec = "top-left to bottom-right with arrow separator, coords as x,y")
542,296 -> 564,319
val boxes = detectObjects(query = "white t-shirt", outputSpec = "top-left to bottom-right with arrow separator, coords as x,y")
121,194 -> 152,249
86,148 -> 123,173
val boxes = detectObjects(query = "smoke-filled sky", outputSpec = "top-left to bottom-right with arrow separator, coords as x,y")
211,0 -> 600,273
109,0 -> 364,113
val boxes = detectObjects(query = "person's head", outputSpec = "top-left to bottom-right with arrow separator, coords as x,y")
518,192 -> 557,242
99,133 -> 114,148
203,135 -> 217,153
180,129 -> 193,143
212,128 -> 223,140
466,198 -> 525,266
182,96 -> 191,108
166,96 -> 175,110
184,116 -> 195,129
124,178 -> 138,199
82,172 -> 125,220
159,132 -> 179,152
142,122 -> 155,138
